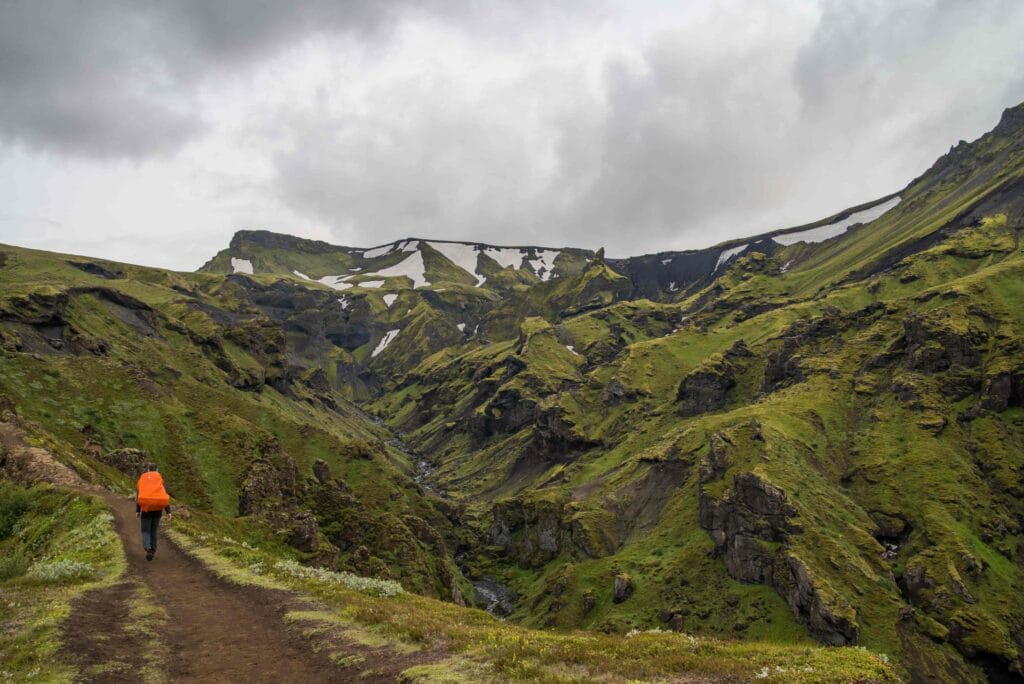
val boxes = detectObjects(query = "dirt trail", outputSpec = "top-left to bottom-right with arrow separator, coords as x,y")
69,488 -> 350,683
2,421 -> 437,682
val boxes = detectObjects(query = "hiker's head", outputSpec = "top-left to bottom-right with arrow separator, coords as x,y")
147,463 -> 159,472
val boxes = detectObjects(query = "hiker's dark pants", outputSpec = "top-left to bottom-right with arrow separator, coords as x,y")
140,511 -> 162,552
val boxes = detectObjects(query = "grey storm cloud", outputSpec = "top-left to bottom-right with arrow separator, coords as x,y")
1,0 -> 1023,267
0,0 -> 419,157
265,1 -> 1024,255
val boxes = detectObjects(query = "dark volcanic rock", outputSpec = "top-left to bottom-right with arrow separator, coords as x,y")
902,311 -> 987,372
612,573 -> 634,603
677,364 -> 734,416
286,510 -> 321,552
699,431 -> 733,483
312,458 -> 331,484
602,378 -> 636,405
699,470 -> 858,646
100,448 -> 148,476
677,341 -> 751,416
68,261 -> 124,279
532,404 -> 598,459
469,388 -> 539,445
489,497 -> 565,567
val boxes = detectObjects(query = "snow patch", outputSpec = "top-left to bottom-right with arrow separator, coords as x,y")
358,280 -> 384,289
780,260 -> 794,273
483,247 -> 526,270
661,258 -> 673,265
231,258 -> 253,274
382,293 -> 398,308
337,297 -> 350,309
363,243 -> 395,259
371,329 -> 400,358
317,275 -> 353,290
668,281 -> 678,292
527,249 -> 561,281
566,345 -> 579,355
715,244 -> 747,271
773,196 -> 901,246
456,323 -> 466,332
362,251 -> 429,288
399,240 -> 419,252
349,267 -> 362,272
428,241 -> 484,285
292,270 -> 310,280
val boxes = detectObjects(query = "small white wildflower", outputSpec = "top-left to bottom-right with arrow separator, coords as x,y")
26,559 -> 93,583
754,667 -> 770,680
272,560 -> 404,597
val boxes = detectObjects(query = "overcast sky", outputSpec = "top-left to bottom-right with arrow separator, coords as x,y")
1,0 -> 1023,270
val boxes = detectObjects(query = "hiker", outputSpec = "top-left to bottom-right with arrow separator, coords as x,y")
136,463 -> 172,561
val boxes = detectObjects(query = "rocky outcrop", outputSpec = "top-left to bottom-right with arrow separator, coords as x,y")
781,555 -> 859,647
286,510 -> 321,552
613,573 -> 634,603
489,497 -> 565,568
532,404 -> 598,459
699,437 -> 858,645
469,388 -> 539,445
699,472 -> 801,582
977,363 -> 1024,412
762,308 -> 854,392
312,458 -> 331,484
602,378 -> 637,405
68,260 -> 124,279
100,448 -> 148,476
676,340 -> 751,416
901,311 -> 987,373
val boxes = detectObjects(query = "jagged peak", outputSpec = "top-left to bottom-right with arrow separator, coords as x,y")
993,100 -> 1024,137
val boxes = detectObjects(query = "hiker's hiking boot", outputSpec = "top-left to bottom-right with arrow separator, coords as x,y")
146,549 -> 154,561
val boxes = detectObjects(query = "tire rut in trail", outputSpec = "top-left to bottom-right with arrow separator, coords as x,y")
61,579 -> 157,683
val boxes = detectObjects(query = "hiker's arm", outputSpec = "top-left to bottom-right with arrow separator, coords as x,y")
135,489 -> 140,516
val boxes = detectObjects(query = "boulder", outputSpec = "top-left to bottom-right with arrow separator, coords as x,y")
613,573 -> 634,603
286,510 -> 321,552
312,458 -> 331,484
602,378 -> 636,405
100,448 -> 148,476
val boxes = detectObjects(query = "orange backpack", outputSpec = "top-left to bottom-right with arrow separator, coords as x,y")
137,471 -> 170,512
